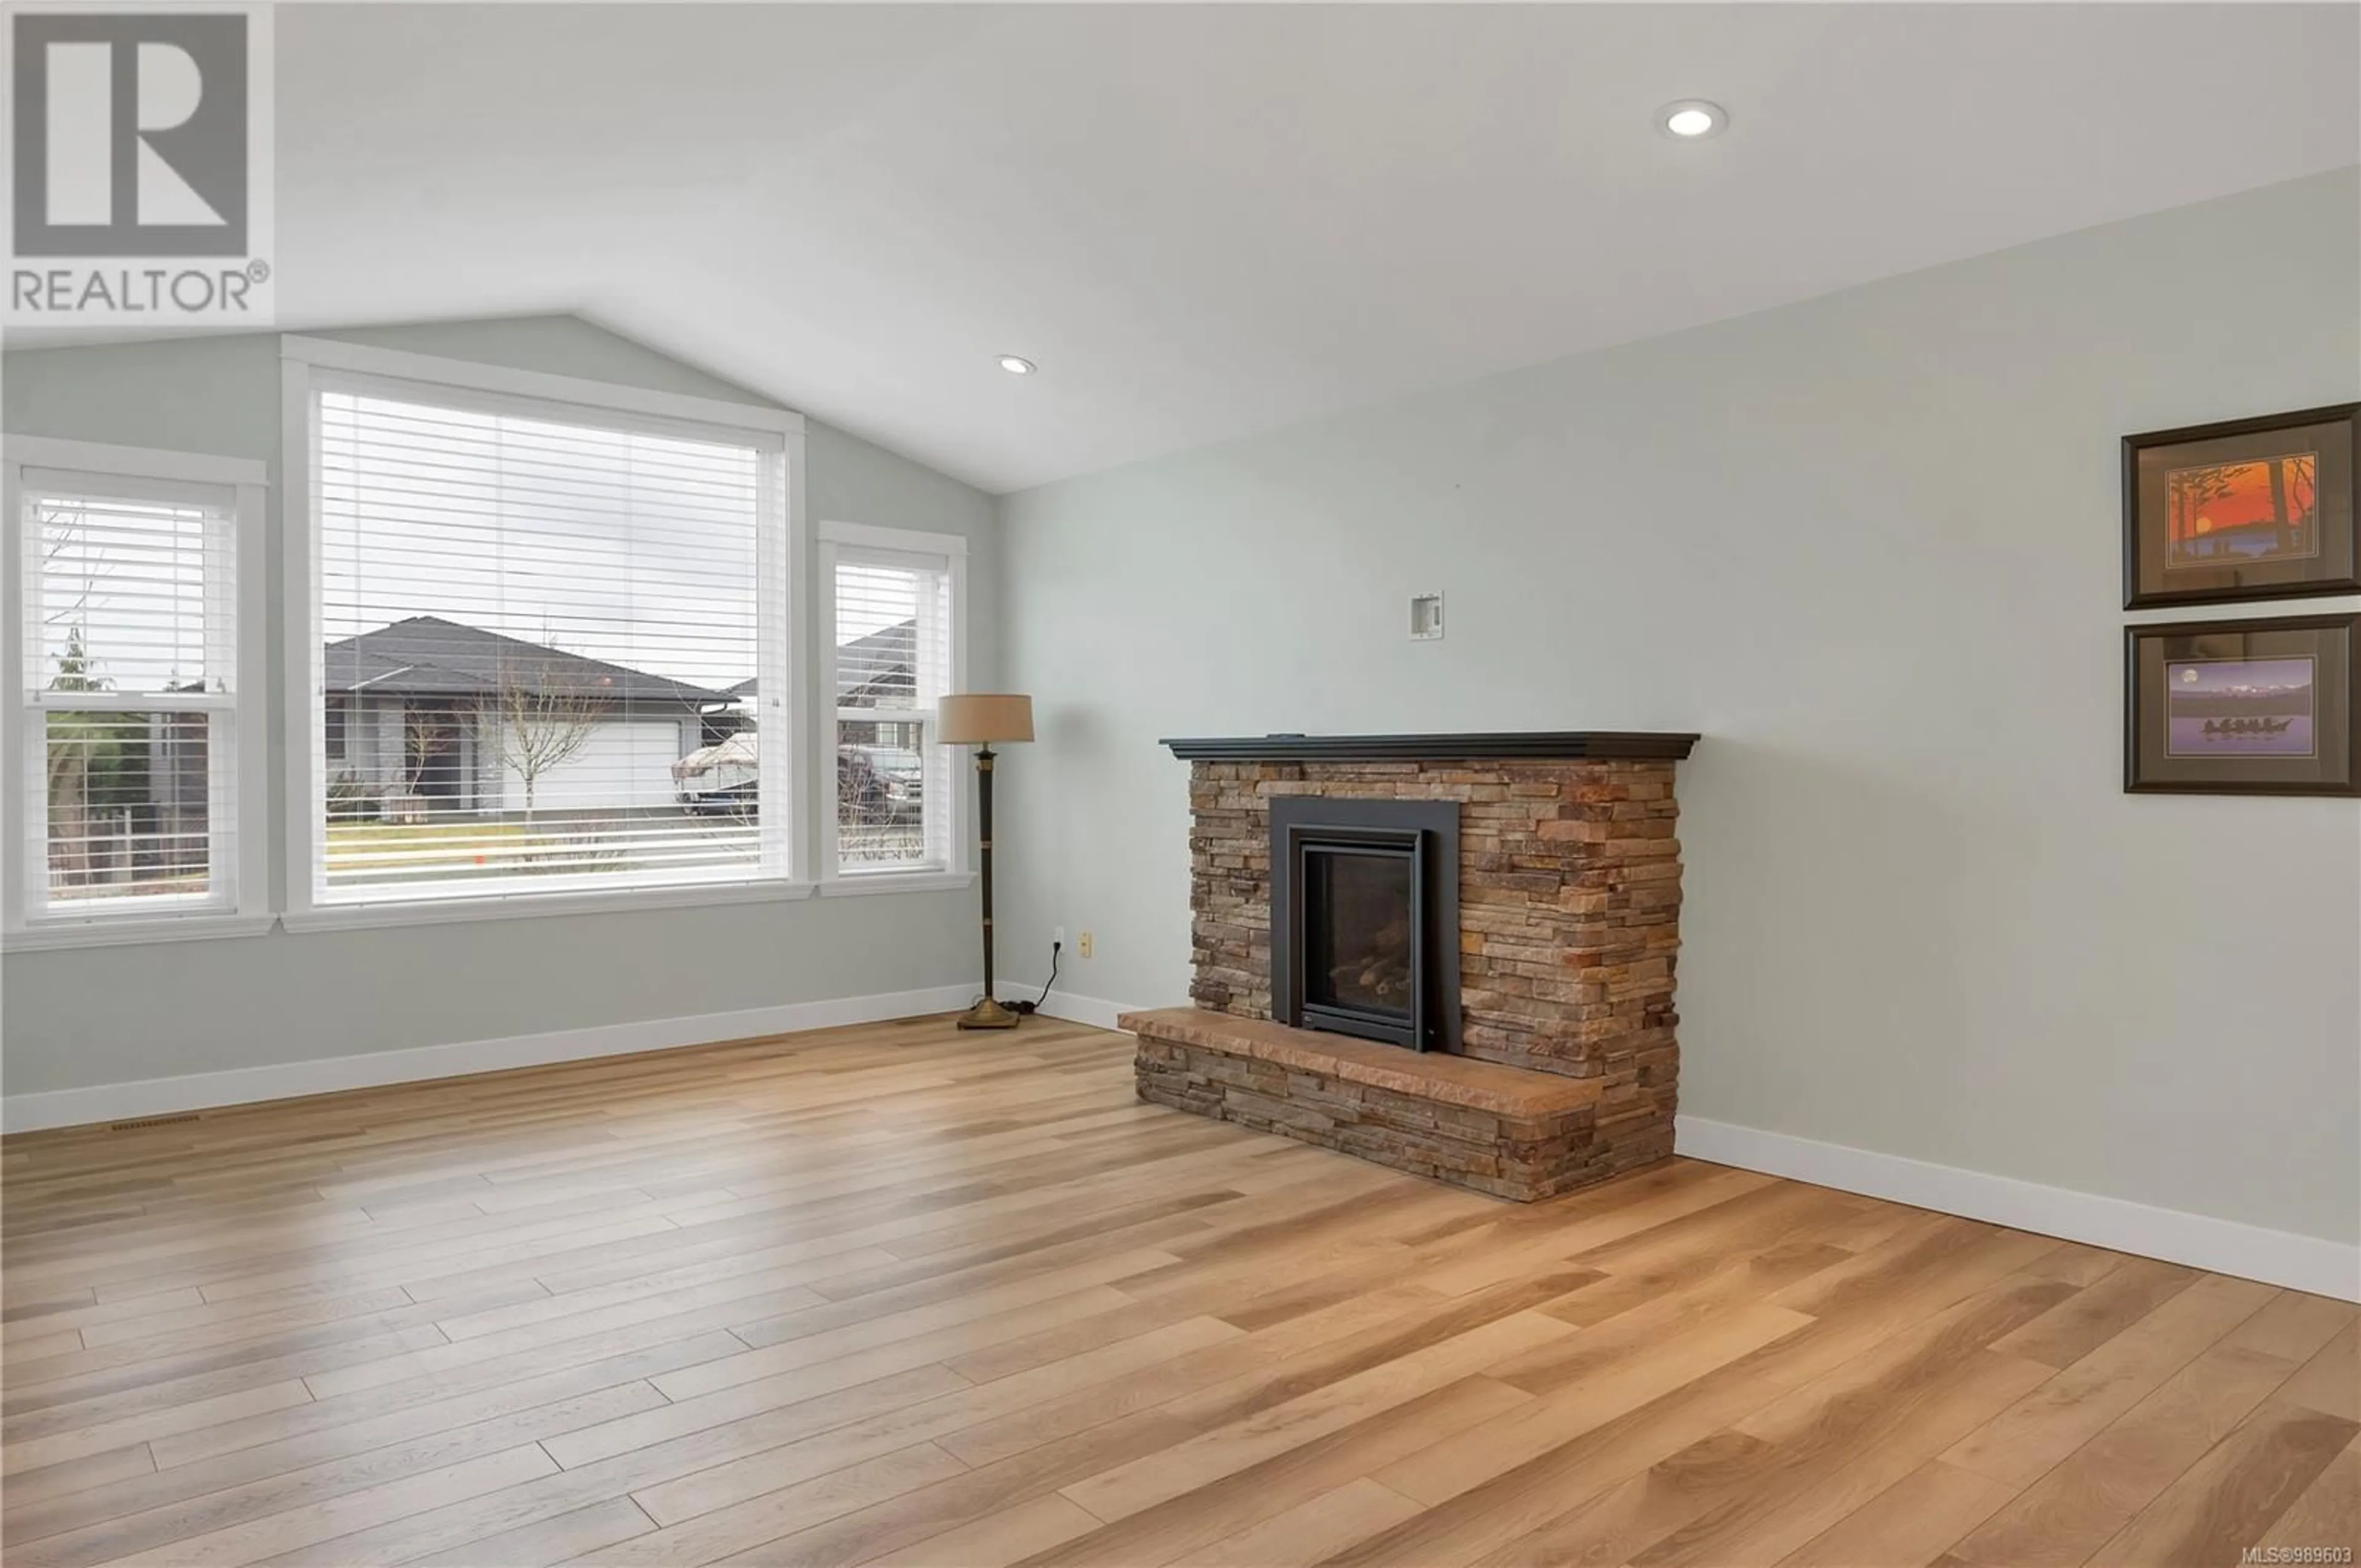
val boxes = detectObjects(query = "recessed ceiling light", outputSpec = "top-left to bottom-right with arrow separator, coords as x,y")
1659,100 -> 1728,140
997,355 -> 1036,376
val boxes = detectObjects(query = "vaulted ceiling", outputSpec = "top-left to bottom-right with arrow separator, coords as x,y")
34,4 -> 2361,492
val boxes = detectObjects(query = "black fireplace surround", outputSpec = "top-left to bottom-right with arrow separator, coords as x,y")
1269,797 -> 1460,1053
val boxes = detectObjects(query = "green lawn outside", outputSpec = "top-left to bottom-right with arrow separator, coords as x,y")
326,821 -> 537,876
324,817 -> 754,884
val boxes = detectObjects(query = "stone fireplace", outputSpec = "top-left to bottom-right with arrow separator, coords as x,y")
1121,731 -> 1697,1200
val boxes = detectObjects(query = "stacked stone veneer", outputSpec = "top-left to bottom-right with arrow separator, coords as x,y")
1129,1011 -> 1612,1201
1182,757 -> 1683,1180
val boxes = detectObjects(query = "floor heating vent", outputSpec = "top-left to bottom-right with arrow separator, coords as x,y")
109,1114 -> 201,1132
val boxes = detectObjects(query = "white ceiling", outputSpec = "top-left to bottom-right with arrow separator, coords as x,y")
35,4 -> 2361,493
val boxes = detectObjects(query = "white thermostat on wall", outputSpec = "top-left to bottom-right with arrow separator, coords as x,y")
1409,591 -> 1444,641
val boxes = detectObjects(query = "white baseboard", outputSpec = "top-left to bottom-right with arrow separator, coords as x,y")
1030,990 -> 1144,1032
1,983 -> 981,1135
1678,1114 -> 2359,1303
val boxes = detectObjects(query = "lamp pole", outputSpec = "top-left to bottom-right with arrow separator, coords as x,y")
960,743 -> 1018,1029
937,693 -> 1031,1031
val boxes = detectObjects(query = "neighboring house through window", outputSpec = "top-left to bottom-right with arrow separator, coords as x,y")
321,617 -> 730,822
2,437 -> 270,945
820,521 -> 965,881
282,337 -> 801,921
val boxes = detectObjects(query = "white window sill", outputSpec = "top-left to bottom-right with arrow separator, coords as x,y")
818,870 -> 976,897
2,912 -> 279,953
282,878 -> 816,933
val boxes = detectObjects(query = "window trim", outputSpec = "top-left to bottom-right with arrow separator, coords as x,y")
1,436 -> 271,950
817,520 -> 969,889
815,869 -> 974,898
277,336 -> 806,439
278,877 -> 815,934
279,337 -> 811,928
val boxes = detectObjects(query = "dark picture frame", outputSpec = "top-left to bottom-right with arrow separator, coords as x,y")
2122,403 -> 2360,609
2125,613 -> 2360,797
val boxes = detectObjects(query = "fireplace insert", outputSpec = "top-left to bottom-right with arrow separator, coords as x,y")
1270,797 -> 1459,1052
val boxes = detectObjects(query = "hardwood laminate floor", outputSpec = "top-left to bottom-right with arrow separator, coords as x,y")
2,1015 -> 2352,1567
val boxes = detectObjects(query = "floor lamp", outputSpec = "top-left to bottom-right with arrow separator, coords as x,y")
938,693 -> 1034,1030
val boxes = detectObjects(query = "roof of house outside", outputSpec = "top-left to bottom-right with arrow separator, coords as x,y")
839,619 -> 916,706
722,620 -> 919,706
322,617 -> 729,704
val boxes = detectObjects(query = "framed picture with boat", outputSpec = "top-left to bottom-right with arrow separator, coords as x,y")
2122,403 -> 2361,609
2125,613 -> 2359,796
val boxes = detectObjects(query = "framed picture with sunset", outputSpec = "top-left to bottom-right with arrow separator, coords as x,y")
2123,403 -> 2359,609
2126,613 -> 2359,797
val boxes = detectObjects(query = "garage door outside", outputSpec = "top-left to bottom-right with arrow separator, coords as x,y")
496,719 -> 688,813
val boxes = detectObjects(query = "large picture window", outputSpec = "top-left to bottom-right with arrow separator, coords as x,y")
287,344 -> 796,917
820,522 -> 964,880
3,439 -> 267,943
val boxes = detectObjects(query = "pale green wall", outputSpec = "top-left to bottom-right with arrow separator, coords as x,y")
1,316 -> 999,1093
994,170 -> 2361,1247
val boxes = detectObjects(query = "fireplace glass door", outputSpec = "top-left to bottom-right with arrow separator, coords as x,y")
1298,840 -> 1423,1047
1269,796 -> 1458,1054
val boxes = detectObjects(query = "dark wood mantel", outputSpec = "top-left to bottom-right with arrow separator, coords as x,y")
1160,731 -> 1699,762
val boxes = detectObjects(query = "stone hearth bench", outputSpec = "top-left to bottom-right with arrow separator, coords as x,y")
1122,1006 -> 1610,1202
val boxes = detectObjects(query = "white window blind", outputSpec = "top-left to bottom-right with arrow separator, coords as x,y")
18,470 -> 240,918
306,374 -> 790,907
824,530 -> 960,875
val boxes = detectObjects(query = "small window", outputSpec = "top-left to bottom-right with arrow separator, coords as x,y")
821,524 -> 965,877
6,453 -> 261,931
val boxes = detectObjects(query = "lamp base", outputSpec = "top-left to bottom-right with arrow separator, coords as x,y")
956,996 -> 1021,1031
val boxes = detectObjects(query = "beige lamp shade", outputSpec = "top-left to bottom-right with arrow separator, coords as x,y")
937,693 -> 1034,745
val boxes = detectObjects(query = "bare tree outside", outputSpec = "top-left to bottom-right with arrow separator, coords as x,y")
41,509 -> 107,884
38,505 -> 148,890
44,626 -> 138,888
476,656 -> 604,818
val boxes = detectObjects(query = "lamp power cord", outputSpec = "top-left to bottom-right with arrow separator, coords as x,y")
1009,939 -> 1061,1016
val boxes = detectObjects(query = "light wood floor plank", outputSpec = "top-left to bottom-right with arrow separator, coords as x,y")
1944,1337 -> 2309,1568
1017,1376 -> 1528,1568
1940,1271 -> 2278,1487
2084,1399 -> 2358,1568
587,1443 -> 970,1567
1,1015 -> 2346,1568
2229,1292 -> 2359,1364
1455,1274 -> 2067,1568
399,1496 -> 657,1567
1188,1476 -> 1425,1566
860,1491 -> 1102,1568
625,1317 -> 1243,1526
2282,1323 -> 2361,1421
0,1439 -> 156,1510
7,1382 -> 658,1568
2249,1432 -> 2359,1563
1773,1458 -> 2019,1568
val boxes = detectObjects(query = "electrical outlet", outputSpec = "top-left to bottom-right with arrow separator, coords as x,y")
1053,926 -> 1066,947
1077,931 -> 1094,959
